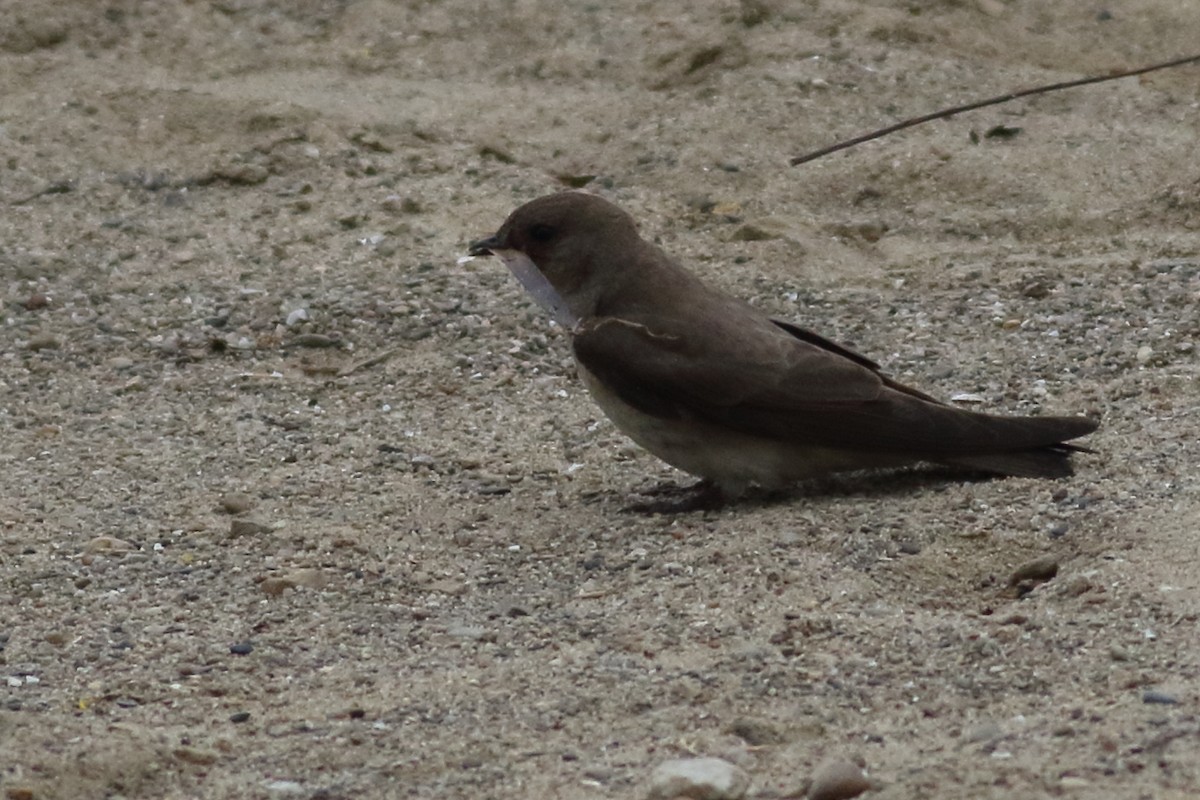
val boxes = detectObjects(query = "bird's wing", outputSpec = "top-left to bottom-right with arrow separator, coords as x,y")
572,314 -> 1086,455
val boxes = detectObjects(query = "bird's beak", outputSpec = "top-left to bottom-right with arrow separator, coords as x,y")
468,235 -> 501,257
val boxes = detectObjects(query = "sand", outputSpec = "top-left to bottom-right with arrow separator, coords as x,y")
2,1 -> 1198,798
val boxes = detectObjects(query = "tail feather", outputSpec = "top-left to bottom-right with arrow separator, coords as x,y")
936,414 -> 1099,478
941,447 -> 1078,478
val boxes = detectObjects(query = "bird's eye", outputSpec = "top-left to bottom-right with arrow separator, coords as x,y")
529,223 -> 556,242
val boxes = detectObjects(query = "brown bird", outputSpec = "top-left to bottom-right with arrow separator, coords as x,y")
469,191 -> 1098,510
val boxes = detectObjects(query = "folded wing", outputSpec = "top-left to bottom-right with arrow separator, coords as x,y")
572,314 -> 1096,470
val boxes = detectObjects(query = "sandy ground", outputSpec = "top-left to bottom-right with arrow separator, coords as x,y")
2,1 -> 1199,798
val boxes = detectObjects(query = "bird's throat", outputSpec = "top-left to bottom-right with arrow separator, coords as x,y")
495,249 -> 578,329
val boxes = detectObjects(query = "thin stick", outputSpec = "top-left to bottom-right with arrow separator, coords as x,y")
789,53 -> 1200,166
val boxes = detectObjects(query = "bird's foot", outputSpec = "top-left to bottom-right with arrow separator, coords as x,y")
623,479 -> 729,514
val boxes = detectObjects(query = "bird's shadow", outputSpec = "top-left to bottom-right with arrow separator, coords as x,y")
587,465 -> 1002,515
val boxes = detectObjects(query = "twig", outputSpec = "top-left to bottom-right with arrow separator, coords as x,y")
337,346 -> 401,377
789,53 -> 1200,166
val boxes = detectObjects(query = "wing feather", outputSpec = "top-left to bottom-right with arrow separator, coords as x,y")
572,315 -> 1094,456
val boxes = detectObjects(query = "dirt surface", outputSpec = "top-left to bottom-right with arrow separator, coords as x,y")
2,2 -> 1199,798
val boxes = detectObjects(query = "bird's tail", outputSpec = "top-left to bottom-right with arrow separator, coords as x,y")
936,415 -> 1098,478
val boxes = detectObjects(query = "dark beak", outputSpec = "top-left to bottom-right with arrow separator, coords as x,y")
468,235 -> 501,257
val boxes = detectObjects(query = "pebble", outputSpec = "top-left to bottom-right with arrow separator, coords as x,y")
1008,556 -> 1058,587
26,332 -> 61,351
5,788 -> 35,800
230,641 -> 254,655
212,162 -> 269,185
1021,279 -> 1051,299
292,333 -> 340,348
83,535 -> 136,555
220,493 -> 256,515
1142,689 -> 1180,705
260,568 -> 327,596
727,716 -> 785,746
1060,575 -> 1093,597
646,757 -> 749,800
285,568 -> 328,590
262,780 -> 305,794
728,223 -> 778,242
807,758 -> 871,800
229,518 -> 270,537
173,746 -> 218,765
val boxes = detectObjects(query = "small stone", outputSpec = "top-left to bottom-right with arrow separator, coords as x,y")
6,788 -> 35,800
727,716 -> 785,746
260,577 -> 291,596
26,332 -> 61,351
230,711 -> 251,723
949,392 -> 986,404
23,293 -> 49,310
229,518 -> 270,537
263,780 -> 305,794
292,333 -> 340,348
213,163 -> 269,185
173,746 -> 218,765
114,376 -> 147,394
1135,345 -> 1153,364
230,641 -> 254,656
261,568 -> 327,596
285,568 -> 327,590
1021,279 -> 1051,299
647,757 -> 749,800
83,535 -> 136,555
447,624 -> 488,640
1008,556 -> 1058,587
1061,575 -> 1093,597
220,493 -> 256,515
1142,689 -> 1179,705
427,579 -> 467,596
808,758 -> 871,800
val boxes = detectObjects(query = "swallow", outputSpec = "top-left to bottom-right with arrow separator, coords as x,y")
468,191 -> 1098,511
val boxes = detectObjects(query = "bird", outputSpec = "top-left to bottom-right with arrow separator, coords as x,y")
468,191 -> 1098,511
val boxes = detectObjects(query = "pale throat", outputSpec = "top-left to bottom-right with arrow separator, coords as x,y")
494,248 -> 579,329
